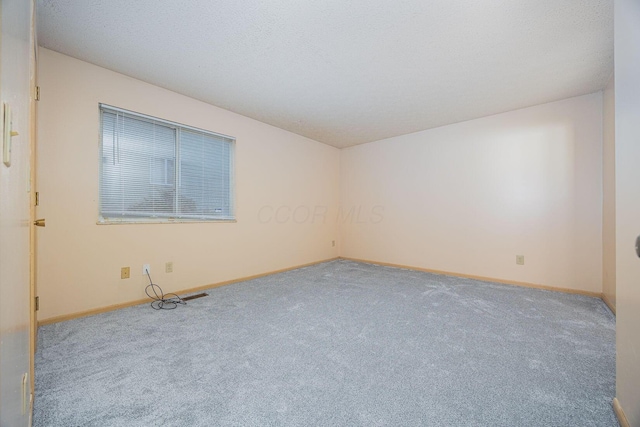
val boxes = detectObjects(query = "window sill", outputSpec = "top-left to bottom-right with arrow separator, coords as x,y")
97,218 -> 237,225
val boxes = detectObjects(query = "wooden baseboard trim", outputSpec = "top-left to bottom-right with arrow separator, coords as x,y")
613,398 -> 630,427
339,257 -> 603,298
38,298 -> 151,326
601,293 -> 616,315
39,256 -> 606,325
38,257 -> 339,326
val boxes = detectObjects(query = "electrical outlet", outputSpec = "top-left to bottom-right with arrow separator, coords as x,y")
516,255 -> 525,265
332,240 -> 336,247
121,267 -> 130,279
165,262 -> 173,273
142,264 -> 150,275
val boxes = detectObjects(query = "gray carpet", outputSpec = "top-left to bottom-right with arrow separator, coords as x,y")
34,260 -> 617,426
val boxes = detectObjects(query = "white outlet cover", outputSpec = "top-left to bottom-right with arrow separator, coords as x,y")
142,264 -> 150,275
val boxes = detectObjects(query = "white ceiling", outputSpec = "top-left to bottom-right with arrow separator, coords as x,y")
37,1 -> 613,148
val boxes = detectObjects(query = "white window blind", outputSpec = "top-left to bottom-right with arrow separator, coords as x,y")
99,104 -> 235,222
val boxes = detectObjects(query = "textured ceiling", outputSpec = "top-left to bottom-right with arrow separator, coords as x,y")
37,1 -> 613,148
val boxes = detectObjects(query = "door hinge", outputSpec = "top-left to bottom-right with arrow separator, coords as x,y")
35,296 -> 39,311
35,191 -> 39,206
35,86 -> 40,101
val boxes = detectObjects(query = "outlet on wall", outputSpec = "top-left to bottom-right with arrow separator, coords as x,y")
165,262 -> 173,273
121,267 -> 130,279
142,264 -> 150,275
516,255 -> 525,265
332,240 -> 335,247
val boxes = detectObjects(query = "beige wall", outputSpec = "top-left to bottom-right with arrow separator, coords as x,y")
0,0 -> 34,425
341,93 -> 604,293
36,49 -> 340,321
615,0 -> 640,424
602,74 -> 616,310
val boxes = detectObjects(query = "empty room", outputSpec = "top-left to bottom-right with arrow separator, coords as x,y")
1,0 -> 639,426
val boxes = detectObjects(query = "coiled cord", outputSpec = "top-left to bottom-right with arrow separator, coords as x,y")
144,269 -> 186,310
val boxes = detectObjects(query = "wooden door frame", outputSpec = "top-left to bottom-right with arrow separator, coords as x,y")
29,0 -> 37,410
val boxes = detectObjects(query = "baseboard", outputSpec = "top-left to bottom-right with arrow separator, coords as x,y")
601,292 -> 616,315
613,398 -> 630,427
38,257 -> 339,326
339,257 -> 603,298
39,256 -> 606,325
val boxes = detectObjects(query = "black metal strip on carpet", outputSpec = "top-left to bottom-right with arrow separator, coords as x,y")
181,293 -> 208,301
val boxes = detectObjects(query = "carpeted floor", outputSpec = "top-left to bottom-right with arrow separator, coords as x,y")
34,260 -> 617,426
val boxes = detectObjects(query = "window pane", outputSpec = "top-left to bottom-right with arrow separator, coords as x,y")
180,129 -> 232,218
101,110 -> 176,218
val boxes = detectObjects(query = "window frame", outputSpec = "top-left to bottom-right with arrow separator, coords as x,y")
98,104 -> 236,224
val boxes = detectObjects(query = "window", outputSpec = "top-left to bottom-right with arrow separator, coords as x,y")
99,104 -> 235,222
